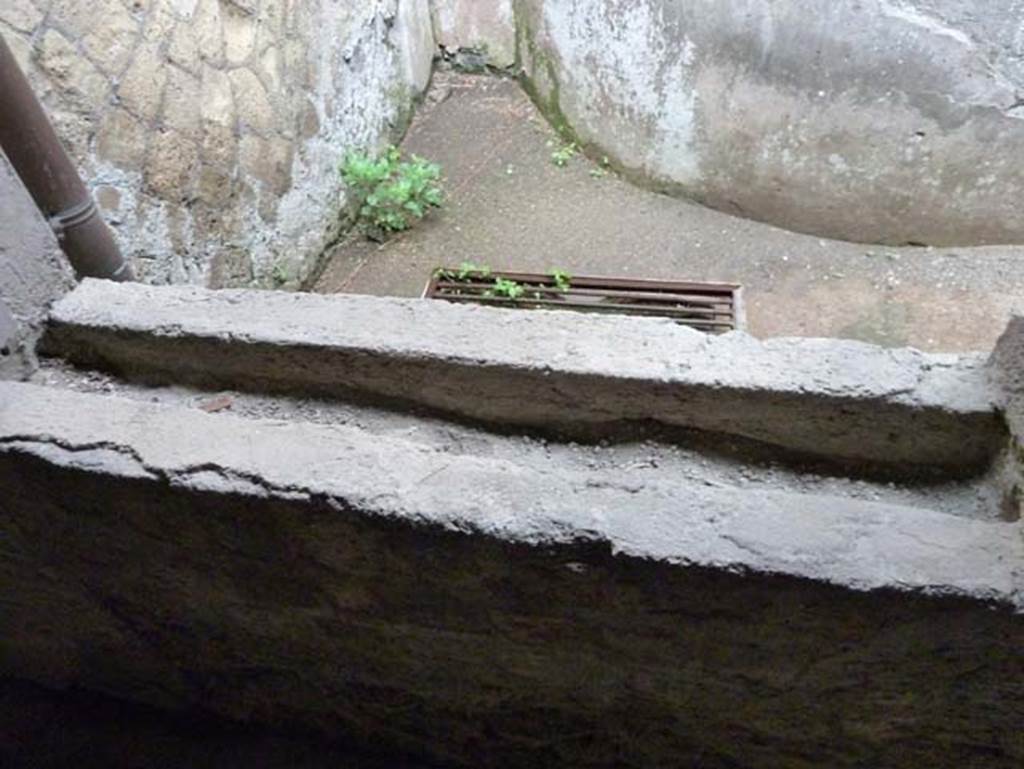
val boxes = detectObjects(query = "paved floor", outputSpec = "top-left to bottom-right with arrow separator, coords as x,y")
316,71 -> 1024,353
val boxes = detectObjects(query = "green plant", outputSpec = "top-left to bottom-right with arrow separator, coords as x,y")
340,146 -> 443,238
435,262 -> 492,281
488,277 -> 525,300
457,261 -> 491,280
550,140 -> 579,167
270,261 -> 290,288
550,268 -> 572,292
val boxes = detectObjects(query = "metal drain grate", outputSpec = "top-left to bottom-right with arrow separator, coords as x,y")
424,269 -> 744,333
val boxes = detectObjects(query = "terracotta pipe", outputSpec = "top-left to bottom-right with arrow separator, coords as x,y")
0,33 -> 133,282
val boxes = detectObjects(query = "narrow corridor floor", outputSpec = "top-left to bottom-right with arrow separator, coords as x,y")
315,70 -> 1024,353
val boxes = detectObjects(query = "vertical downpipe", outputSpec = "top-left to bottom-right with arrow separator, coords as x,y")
0,33 -> 133,282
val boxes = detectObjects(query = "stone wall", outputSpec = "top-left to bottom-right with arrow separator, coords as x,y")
10,0 -> 1024,287
0,1 -> 434,287
0,151 -> 75,380
513,0 -> 1024,247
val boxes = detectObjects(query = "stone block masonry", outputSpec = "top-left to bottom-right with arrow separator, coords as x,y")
0,1 -> 435,287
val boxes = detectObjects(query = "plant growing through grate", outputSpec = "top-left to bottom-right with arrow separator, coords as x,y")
425,265 -> 744,333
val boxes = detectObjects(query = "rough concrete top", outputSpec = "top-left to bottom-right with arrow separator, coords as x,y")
46,281 -> 1004,469
50,281 -> 996,408
2,381 -> 1021,609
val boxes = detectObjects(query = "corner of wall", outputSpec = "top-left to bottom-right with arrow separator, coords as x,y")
429,0 -> 517,70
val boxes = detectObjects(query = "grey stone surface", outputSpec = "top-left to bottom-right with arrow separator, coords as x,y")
45,280 -> 1005,469
0,380 -> 1022,767
0,151 -> 75,379
988,316 -> 1024,522
30,357 -> 1009,521
0,301 -> 15,353
514,0 -> 1024,246
992,317 -> 1024,437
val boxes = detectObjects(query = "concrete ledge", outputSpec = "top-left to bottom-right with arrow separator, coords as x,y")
44,281 -> 1005,470
1,381 -> 1022,767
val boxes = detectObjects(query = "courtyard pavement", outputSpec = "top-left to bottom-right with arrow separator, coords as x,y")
316,71 -> 1024,353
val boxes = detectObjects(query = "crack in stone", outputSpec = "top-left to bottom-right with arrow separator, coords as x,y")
0,434 -> 317,502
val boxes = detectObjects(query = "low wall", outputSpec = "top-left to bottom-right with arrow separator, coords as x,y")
5,280 -> 1024,765
0,1 -> 434,287
1,380 -> 1021,767
514,0 -> 1024,246
42,281 -> 1005,470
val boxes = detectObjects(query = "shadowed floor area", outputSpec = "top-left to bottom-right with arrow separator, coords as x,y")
0,679 -> 442,769
315,71 -> 1024,353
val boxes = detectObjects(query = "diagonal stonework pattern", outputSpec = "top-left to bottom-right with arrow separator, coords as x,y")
0,0 -> 434,287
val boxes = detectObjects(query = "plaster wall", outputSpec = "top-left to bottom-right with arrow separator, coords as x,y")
0,151 -> 74,379
0,0 -> 434,287
513,0 -> 1024,246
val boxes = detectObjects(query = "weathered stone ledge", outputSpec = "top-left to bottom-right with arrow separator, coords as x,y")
2,381 -> 1020,608
1,381 -> 1022,767
44,280 -> 1006,470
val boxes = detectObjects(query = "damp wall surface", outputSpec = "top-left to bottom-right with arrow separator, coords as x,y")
0,151 -> 75,379
0,0 -> 434,287
514,0 -> 1024,246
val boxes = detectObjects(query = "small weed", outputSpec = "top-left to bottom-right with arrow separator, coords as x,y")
459,261 -> 491,280
550,141 -> 579,167
489,277 -> 525,300
589,156 -> 612,178
437,261 -> 492,280
550,268 -> 572,292
340,146 -> 443,239
270,261 -> 289,288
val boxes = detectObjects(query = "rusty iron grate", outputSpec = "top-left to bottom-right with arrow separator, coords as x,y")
423,268 -> 744,333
